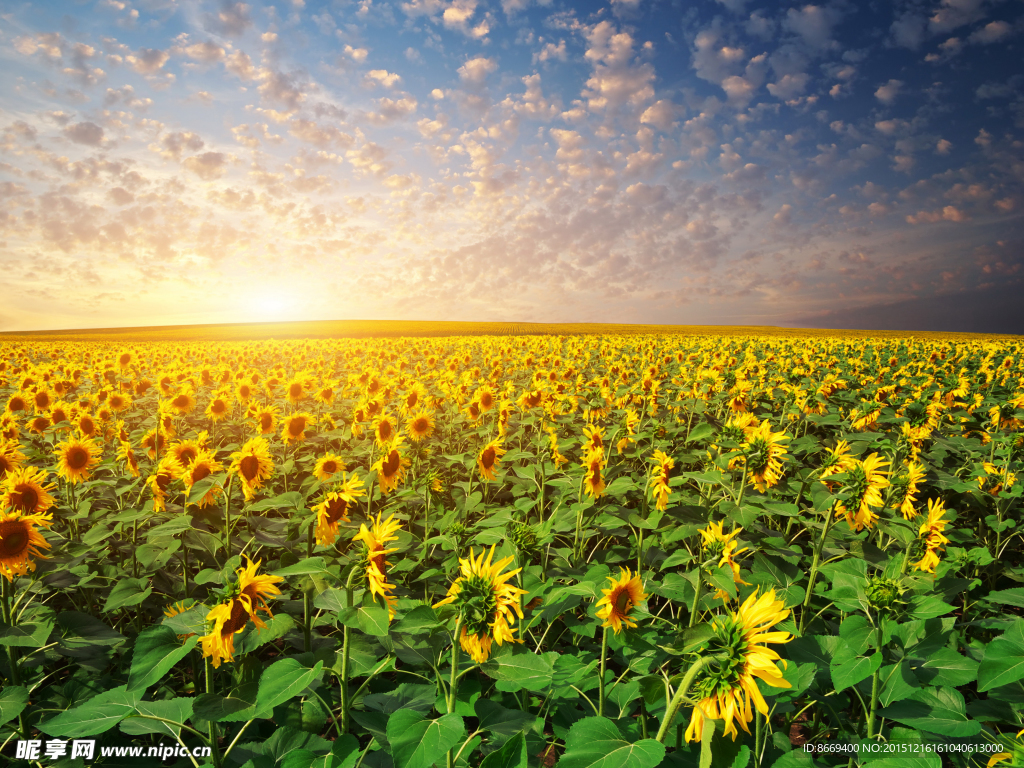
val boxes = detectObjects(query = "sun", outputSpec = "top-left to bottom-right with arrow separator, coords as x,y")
245,291 -> 293,321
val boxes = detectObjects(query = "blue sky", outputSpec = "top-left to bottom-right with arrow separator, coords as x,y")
1,0 -> 1022,331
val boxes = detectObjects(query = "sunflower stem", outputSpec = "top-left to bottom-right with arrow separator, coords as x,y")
340,566 -> 358,734
303,521 -> 314,653
655,654 -> 718,744
866,625 -> 884,738
598,625 -> 608,718
205,656 -> 223,768
223,475 -> 233,558
446,615 -> 463,768
800,508 -> 838,634
688,570 -> 702,628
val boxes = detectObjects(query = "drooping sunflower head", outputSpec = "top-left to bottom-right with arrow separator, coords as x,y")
371,436 -> 409,496
117,440 -> 140,478
183,450 -> 224,508
686,588 -> 792,743
314,473 -> 366,546
0,508 -> 53,582
147,455 -> 184,512
582,447 -> 606,499
433,545 -> 526,663
373,412 -> 397,447
741,420 -> 789,492
55,436 -> 101,485
251,404 -> 278,436
595,567 -> 646,634
477,438 -> 507,482
0,441 -> 27,481
834,453 -> 890,532
352,512 -> 401,619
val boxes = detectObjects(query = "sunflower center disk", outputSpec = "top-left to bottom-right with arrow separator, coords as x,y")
0,522 -> 29,556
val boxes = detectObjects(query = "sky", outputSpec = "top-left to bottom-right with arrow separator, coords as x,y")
0,0 -> 1022,334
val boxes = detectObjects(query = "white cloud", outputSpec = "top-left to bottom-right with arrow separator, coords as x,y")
874,79 -> 903,104
969,20 -> 1011,44
458,56 -> 498,85
767,72 -> 809,100
784,5 -> 841,52
929,0 -> 987,34
365,69 -> 402,88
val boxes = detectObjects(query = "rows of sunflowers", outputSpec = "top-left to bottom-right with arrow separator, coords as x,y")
0,331 -> 1022,768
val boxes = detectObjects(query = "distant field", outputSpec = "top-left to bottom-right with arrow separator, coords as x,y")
0,318 -> 1018,342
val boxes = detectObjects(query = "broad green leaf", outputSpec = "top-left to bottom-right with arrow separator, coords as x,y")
479,732 -> 527,768
387,709 -> 466,768
39,685 -> 141,738
145,516 -> 194,540
978,637 -> 1024,692
481,645 -> 557,692
256,658 -> 324,717
127,625 -> 199,693
877,688 -> 981,737
0,619 -> 53,648
272,557 -> 332,578
984,588 -> 1024,608
235,613 -> 295,654
878,663 -> 919,707
912,646 -> 978,687
56,612 -> 126,652
475,699 -> 536,740
559,717 -> 666,768
193,682 -> 259,723
0,686 -> 29,727
102,578 -> 153,613
831,652 -> 882,693
357,605 -> 390,637
120,698 -> 194,738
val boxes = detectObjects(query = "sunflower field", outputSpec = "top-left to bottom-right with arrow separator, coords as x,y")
1,331 -> 1023,768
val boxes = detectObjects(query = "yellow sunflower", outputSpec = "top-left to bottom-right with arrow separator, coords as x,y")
740,420 -> 789,492
182,449 -> 224,508
373,412 -> 398,448
913,498 -> 950,574
205,393 -> 231,423
229,437 -> 274,501
595,567 -> 646,634
250,404 -> 279,436
117,440 -> 140,478
55,436 -> 101,485
371,436 -> 410,496
0,508 -> 53,581
433,545 -> 527,664
314,453 -> 346,482
200,557 -> 283,668
2,466 -> 57,516
0,441 -> 27,480
280,412 -> 314,446
699,521 -> 751,599
5,394 -> 28,414
818,440 -> 857,489
582,447 -> 606,499
405,411 -> 435,442
648,450 -> 674,512
353,513 -> 402,620
893,461 -> 927,520
685,588 -> 792,742
314,473 -> 366,546
834,453 -> 890,532
147,456 -> 183,512
168,390 -> 197,416
477,438 -> 507,482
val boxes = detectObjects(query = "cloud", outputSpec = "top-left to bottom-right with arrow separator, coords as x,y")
969,20 -> 1012,44
443,0 -> 490,39
458,56 -> 498,85
128,48 -> 169,74
365,70 -> 402,88
343,45 -> 369,63
767,72 -> 809,101
783,5 -> 842,52
155,131 -> 204,159
640,99 -> 679,131
184,151 -> 230,179
206,1 -> 253,36
890,13 -> 927,49
534,40 -> 567,64
581,21 -> 655,112
180,41 -> 227,63
692,28 -> 746,85
905,205 -> 969,223
874,79 -> 903,104
365,96 -> 418,123
225,50 -> 256,80
928,0 -> 987,34
64,122 -> 105,145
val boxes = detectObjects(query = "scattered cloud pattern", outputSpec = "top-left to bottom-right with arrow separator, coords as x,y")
0,0 -> 1022,331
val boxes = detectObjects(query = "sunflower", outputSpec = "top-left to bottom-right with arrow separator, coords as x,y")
235,382 -> 256,403
373,412 -> 397,448
685,588 -> 792,742
229,437 -> 274,501
475,385 -> 496,412
107,391 -> 131,414
699,521 -> 751,599
740,420 -> 789,492
818,440 -> 857,489
433,545 -> 526,664
117,440 -> 141,478
27,416 -> 50,436
284,375 -> 308,405
477,438 -> 507,482
281,412 -> 314,446
892,461 -> 927,520
405,411 -> 435,442
548,428 -> 568,467
314,473 -> 366,546
595,567 -> 646,634
517,389 -> 545,412
0,441 -> 27,480
32,388 -> 54,413
834,453 -> 890,532
169,436 -> 206,468
371,436 -> 410,496
913,498 -> 950,574
400,382 -> 427,415
353,513 -> 401,620
168,390 -> 197,416
250,404 -> 279,436
0,508 -> 53,581
2,466 -> 57,516
183,450 -> 224,508
205,393 -> 231,423
6,394 -> 28,414
582,447 -> 606,499
314,453 -> 346,482
147,456 -> 183,512
582,425 -> 605,454
200,557 -> 283,668
76,412 -> 99,439
649,450 -> 675,512
141,428 -> 168,461
55,436 -> 101,485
